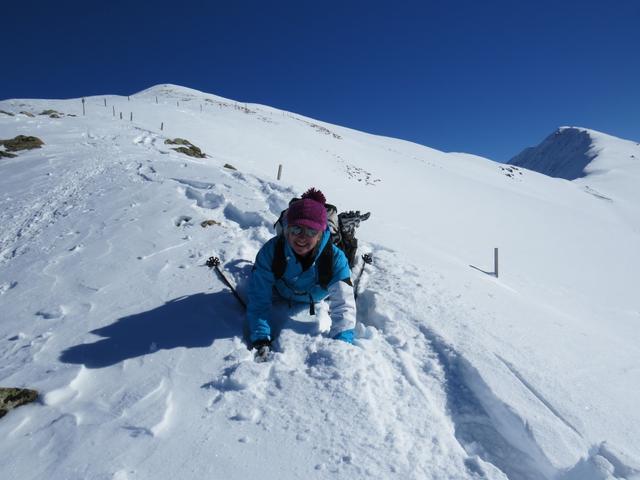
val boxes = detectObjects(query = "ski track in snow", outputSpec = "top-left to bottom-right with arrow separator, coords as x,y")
495,355 -> 583,438
0,144 -> 107,264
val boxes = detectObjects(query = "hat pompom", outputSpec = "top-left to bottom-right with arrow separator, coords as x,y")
301,187 -> 326,205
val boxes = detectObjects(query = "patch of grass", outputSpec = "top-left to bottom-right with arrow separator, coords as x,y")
174,146 -> 206,158
164,138 -> 206,158
0,135 -> 44,152
164,138 -> 190,146
200,219 -> 222,228
40,109 -> 63,118
0,388 -> 38,419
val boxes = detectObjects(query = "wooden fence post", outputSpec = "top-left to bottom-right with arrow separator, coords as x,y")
112,106 -> 115,116
104,98 -> 107,107
494,248 -> 499,277
120,112 -> 122,120
130,112 -> 133,121
161,122 -> 164,131
156,96 -> 158,104
82,98 -> 85,116
277,164 -> 283,180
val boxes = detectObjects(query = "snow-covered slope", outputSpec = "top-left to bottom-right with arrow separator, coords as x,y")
1,85 -> 639,479
509,126 -> 640,231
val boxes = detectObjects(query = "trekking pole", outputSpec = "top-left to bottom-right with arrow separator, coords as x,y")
354,253 -> 373,300
206,257 -> 247,310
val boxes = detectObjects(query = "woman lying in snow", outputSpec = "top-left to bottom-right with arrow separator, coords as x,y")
246,188 -> 356,358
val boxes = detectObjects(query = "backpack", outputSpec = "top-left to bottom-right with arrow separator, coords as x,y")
272,198 -> 370,287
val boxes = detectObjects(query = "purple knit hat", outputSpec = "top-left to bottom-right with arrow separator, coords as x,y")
287,188 -> 327,231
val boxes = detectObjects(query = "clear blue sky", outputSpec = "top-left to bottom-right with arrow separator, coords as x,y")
1,0 -> 638,161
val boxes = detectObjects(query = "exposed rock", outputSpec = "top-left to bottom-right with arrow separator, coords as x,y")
0,135 -> 44,152
0,388 -> 38,419
40,109 -> 63,118
174,146 -> 205,158
164,138 -> 206,158
19,111 -> 35,118
223,163 -> 237,170
0,110 -> 14,116
164,138 -> 191,146
200,219 -> 221,228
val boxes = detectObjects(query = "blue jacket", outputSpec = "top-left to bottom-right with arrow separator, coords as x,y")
247,229 -> 355,343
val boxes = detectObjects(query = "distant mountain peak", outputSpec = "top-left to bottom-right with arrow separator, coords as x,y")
509,127 -> 639,181
133,84 -> 233,104
136,84 -> 205,96
508,127 -> 596,180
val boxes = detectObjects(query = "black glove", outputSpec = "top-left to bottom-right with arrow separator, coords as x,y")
252,338 -> 271,350
252,338 -> 271,362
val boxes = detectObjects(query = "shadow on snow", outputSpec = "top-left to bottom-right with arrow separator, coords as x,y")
59,291 -> 243,369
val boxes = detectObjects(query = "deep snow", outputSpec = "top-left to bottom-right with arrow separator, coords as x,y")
1,85 -> 639,480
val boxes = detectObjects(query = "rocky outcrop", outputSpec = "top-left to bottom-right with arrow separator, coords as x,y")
0,388 -> 38,419
0,135 -> 44,158
164,138 -> 206,158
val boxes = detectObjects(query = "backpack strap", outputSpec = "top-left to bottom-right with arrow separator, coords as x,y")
271,235 -> 334,290
317,241 -> 334,290
272,235 -> 287,280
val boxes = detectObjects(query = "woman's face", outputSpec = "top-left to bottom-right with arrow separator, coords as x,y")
287,225 -> 322,257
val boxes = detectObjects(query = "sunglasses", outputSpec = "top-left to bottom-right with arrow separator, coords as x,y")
287,225 -> 320,238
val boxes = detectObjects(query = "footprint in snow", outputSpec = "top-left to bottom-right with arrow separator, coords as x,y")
68,244 -> 84,253
174,215 -> 193,227
36,305 -> 66,320
223,203 -> 269,229
122,425 -> 154,438
184,187 -> 225,210
0,281 -> 18,294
